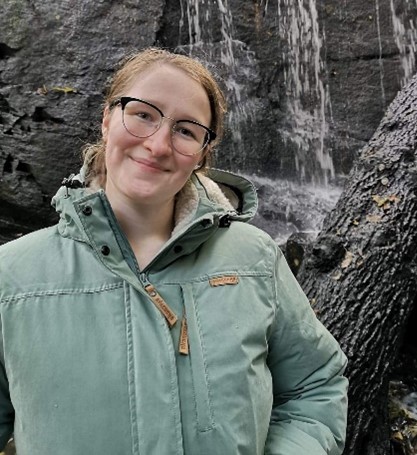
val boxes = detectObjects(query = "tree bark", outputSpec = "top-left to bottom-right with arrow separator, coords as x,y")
297,74 -> 417,454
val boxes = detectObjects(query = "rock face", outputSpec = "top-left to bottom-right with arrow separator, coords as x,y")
0,0 -> 416,242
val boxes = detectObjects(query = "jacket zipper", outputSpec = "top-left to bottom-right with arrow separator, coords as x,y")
140,273 -> 178,328
140,274 -> 190,356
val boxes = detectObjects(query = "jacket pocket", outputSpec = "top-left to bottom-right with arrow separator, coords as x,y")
181,283 -> 215,432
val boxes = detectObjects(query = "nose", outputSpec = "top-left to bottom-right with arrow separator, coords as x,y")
143,119 -> 174,157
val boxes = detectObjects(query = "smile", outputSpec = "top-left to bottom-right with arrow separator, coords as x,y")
130,157 -> 167,173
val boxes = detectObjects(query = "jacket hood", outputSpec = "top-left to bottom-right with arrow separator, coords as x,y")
173,168 -> 258,235
51,168 -> 258,271
52,168 -> 258,231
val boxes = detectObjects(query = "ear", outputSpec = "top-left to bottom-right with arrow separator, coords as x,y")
195,146 -> 210,170
201,144 -> 212,162
102,106 -> 110,140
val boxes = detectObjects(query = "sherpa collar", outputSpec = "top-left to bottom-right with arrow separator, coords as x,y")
172,173 -> 235,237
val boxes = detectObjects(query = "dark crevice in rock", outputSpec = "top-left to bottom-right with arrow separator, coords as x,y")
0,94 -> 10,112
154,0 -> 167,45
3,154 -> 13,173
154,0 -> 183,46
1,156 -> 30,175
16,160 -> 31,173
31,106 -> 64,124
0,43 -> 19,60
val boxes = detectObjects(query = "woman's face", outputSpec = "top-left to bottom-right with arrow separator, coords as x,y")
102,64 -> 212,208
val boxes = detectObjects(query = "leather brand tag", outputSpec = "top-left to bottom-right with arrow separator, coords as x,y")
209,275 -> 239,287
179,317 -> 189,355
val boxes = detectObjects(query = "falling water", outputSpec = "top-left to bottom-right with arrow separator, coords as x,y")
176,0 -> 341,241
275,0 -> 335,185
177,0 -> 258,143
375,0 -> 386,106
248,173 -> 342,244
389,0 -> 417,87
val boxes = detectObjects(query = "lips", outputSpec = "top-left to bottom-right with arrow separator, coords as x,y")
130,156 -> 167,172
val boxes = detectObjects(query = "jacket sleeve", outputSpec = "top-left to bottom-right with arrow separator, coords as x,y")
264,246 -> 348,455
0,314 -> 14,451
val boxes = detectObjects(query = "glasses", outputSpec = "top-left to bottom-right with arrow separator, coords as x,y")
110,97 -> 216,156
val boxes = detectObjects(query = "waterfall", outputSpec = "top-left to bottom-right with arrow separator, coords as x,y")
389,0 -> 417,87
175,0 -> 337,241
177,0 -> 338,184
177,0 -> 259,144
375,0 -> 386,106
275,0 -> 335,185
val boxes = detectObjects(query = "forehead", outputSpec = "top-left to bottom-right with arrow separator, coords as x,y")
124,64 -> 211,123
127,64 -> 203,96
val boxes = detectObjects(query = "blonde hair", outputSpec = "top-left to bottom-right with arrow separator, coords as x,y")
82,48 -> 227,188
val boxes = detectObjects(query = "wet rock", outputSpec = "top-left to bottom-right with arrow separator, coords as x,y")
389,380 -> 417,455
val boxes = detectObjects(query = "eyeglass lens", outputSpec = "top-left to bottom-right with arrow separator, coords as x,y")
122,99 -> 209,155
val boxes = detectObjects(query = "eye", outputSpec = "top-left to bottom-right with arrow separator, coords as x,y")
174,121 -> 206,143
136,111 -> 152,121
176,125 -> 197,140
125,101 -> 159,123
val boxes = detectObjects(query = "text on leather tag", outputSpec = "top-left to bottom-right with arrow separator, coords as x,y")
209,275 -> 239,287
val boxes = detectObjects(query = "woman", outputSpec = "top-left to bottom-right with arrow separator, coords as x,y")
0,48 -> 347,455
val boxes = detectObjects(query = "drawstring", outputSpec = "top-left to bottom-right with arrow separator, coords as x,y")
61,174 -> 84,198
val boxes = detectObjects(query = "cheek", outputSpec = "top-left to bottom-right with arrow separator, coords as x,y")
105,128 -> 140,164
104,138 -> 127,175
175,154 -> 201,175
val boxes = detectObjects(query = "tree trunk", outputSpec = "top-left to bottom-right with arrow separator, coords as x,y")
297,74 -> 417,454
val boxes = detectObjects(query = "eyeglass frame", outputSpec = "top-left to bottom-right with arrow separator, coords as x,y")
109,96 -> 217,156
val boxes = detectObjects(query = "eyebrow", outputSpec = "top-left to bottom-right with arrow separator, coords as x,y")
133,96 -> 209,125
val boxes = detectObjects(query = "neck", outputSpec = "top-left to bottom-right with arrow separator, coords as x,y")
107,191 -> 175,269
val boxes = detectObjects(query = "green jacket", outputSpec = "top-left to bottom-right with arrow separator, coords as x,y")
0,169 -> 347,455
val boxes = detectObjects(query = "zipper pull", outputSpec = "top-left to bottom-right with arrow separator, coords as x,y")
144,283 -> 178,328
179,316 -> 189,355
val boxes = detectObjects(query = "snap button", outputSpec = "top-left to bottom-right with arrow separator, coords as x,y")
101,245 -> 110,256
173,245 -> 183,254
82,205 -> 92,216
